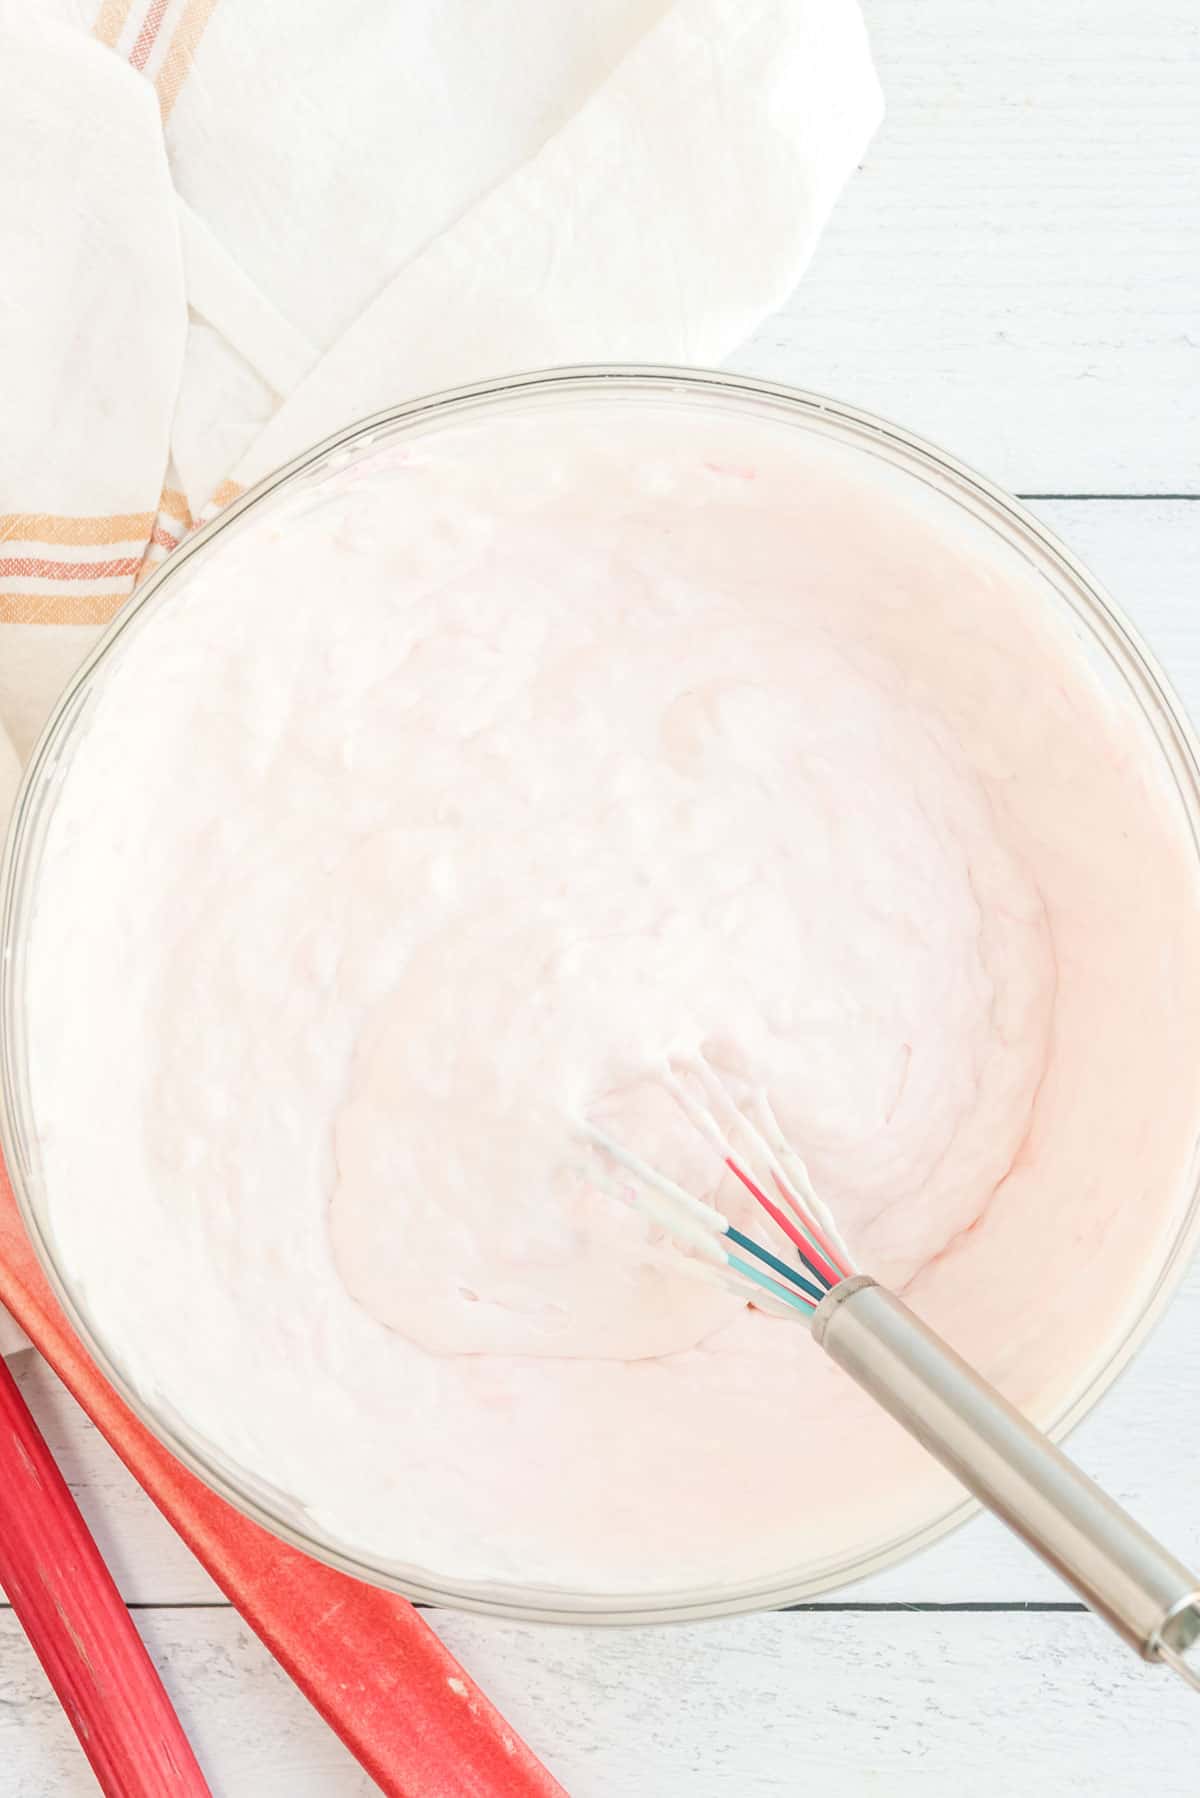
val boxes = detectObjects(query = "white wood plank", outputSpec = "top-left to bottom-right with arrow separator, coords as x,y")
0,1610 -> 376,1798
431,1609 -> 1200,1796
1032,501 -> 1200,717
1,1605 -> 1196,1796
737,1 -> 1200,495
1039,499 -> 1200,701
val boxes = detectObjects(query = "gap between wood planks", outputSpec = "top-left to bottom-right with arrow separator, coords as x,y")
1021,493 -> 1198,501
0,1600 -> 1091,1614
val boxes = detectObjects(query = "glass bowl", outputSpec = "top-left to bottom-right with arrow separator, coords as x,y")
3,366 -> 1200,1624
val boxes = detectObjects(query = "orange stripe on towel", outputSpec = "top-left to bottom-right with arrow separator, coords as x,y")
0,593 -> 132,627
0,557 -> 142,582
159,488 -> 194,525
157,0 -> 220,121
93,0 -> 134,48
0,513 -> 154,547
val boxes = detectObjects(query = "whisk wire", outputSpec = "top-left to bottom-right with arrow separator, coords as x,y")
723,1157 -> 841,1290
584,1058 -> 854,1317
723,1224 -> 825,1305
584,1122 -> 823,1312
664,1060 -> 851,1279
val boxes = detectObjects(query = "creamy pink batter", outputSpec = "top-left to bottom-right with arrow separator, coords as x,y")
24,395 -> 1200,1596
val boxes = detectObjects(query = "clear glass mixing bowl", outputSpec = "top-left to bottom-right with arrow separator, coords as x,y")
3,367 -> 1200,1623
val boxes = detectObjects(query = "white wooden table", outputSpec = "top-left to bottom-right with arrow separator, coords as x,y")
4,2 -> 1199,1790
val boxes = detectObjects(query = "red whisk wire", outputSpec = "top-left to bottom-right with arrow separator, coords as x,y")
725,1156 -> 843,1288
771,1170 -> 850,1280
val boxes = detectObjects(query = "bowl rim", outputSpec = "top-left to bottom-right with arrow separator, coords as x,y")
4,362 -> 1200,1624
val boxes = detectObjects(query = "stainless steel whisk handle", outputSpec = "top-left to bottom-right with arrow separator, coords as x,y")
812,1276 -> 1200,1688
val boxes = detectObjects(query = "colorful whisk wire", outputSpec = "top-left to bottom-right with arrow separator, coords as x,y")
584,1056 -> 854,1316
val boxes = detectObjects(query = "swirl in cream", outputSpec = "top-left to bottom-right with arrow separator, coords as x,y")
25,398 -> 1200,1592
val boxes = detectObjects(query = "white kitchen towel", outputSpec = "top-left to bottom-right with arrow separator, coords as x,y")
0,0 -> 881,1353
0,0 -> 881,759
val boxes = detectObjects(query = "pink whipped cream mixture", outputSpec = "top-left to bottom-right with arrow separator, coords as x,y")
25,395 -> 1200,1595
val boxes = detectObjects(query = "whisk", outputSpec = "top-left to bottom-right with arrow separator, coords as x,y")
585,1057 -> 1200,1693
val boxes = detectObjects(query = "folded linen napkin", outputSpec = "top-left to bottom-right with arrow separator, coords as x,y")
0,0 -> 881,1360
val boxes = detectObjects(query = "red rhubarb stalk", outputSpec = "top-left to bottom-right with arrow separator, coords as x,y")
0,1354 -> 211,1795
